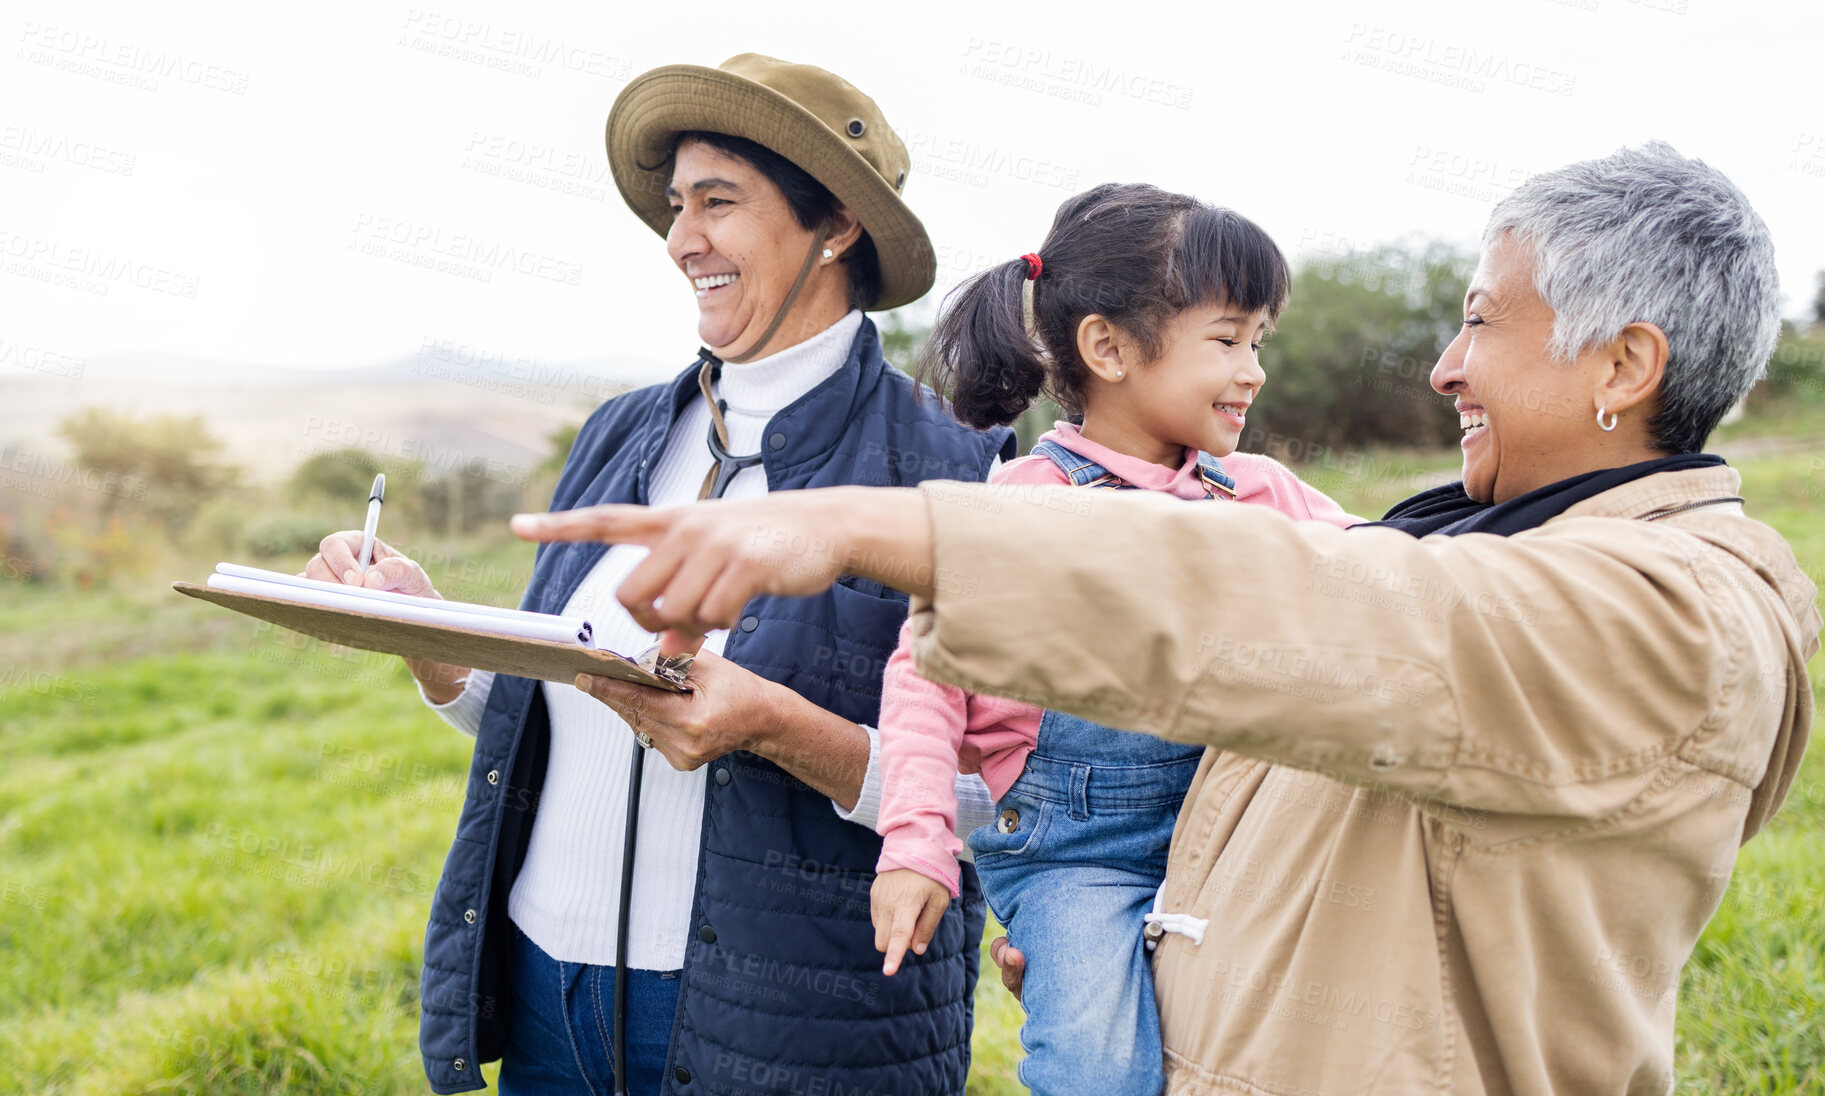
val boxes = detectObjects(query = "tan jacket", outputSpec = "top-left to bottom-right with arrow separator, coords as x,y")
906,467 -> 1818,1096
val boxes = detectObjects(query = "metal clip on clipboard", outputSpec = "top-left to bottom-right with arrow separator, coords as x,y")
633,641 -> 695,688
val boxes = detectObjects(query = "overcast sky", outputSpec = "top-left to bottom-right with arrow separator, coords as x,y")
4,0 -> 1822,384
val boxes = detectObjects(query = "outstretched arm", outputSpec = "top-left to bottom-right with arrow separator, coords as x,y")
514,479 -> 1751,825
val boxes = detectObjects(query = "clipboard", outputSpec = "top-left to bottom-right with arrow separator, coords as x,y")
172,580 -> 684,691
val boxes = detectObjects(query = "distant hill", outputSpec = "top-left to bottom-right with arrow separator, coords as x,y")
1,351 -> 678,483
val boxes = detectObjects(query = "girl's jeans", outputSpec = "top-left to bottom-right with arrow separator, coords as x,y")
967,709 -> 1202,1096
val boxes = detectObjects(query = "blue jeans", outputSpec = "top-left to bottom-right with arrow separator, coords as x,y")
967,710 -> 1202,1096
498,921 -> 682,1096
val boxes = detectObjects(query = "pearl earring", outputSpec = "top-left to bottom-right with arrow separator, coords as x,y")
1116,370 -> 1125,379
821,248 -> 834,260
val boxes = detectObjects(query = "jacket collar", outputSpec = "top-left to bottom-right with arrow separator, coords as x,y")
637,317 -> 884,500
528,317 -> 891,617
761,317 -> 884,482
1552,465 -> 1745,523
1557,463 -> 1819,849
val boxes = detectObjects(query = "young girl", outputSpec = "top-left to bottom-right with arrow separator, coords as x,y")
870,183 -> 1356,1096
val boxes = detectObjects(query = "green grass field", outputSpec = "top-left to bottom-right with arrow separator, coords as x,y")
2,443 -> 1820,1094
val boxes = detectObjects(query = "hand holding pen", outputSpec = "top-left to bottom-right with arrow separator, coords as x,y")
301,473 -> 470,702
303,473 -> 435,598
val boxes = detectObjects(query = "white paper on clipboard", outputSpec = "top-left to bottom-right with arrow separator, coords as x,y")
206,563 -> 595,647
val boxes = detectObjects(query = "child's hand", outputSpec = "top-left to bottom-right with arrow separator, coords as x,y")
871,869 -> 950,976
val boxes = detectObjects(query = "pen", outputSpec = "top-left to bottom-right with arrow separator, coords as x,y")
357,473 -> 385,572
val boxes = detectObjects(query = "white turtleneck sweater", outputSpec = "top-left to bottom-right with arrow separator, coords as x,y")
423,310 -> 868,969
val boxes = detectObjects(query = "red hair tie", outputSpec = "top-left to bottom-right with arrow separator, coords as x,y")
1020,253 -> 1043,281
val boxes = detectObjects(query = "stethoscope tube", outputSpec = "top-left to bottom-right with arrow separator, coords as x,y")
612,358 -> 761,1095
612,736 -> 645,1096
704,408 -> 767,500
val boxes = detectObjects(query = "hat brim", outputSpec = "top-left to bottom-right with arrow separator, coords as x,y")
606,65 -> 934,312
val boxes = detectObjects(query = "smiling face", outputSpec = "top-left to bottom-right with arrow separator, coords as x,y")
665,139 -> 835,357
1430,233 -> 1620,503
1090,300 -> 1270,465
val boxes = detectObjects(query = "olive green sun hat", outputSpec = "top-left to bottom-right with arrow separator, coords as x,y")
605,53 -> 935,312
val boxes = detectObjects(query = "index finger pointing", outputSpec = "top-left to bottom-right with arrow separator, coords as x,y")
511,505 -> 678,545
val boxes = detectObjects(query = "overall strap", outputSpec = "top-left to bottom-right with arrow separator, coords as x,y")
1035,438 -> 1237,499
1195,452 -> 1238,499
1031,439 -> 1125,488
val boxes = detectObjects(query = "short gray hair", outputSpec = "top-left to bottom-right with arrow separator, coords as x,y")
1483,141 -> 1780,454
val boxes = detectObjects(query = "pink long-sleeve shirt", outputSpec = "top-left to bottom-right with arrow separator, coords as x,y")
875,423 -> 1361,894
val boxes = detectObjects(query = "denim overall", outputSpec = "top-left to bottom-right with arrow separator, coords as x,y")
965,440 -> 1234,1096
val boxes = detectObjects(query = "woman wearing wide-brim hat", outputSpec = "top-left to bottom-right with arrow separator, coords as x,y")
301,53 -> 1012,1096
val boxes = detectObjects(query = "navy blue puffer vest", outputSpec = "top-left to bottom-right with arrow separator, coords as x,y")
418,318 -> 1015,1094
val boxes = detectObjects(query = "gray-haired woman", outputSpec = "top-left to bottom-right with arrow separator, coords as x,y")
515,141 -> 1820,1095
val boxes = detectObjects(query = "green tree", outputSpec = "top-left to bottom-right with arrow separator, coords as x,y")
57,408 -> 240,529
1240,241 -> 1469,458
419,462 -> 528,537
288,448 -> 432,534
288,447 -> 389,505
877,311 -> 924,377
1753,320 -> 1825,408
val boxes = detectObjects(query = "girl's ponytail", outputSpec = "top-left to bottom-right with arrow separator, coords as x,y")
917,259 -> 1047,430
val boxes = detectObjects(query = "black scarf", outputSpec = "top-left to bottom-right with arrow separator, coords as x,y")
1362,453 -> 1728,538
